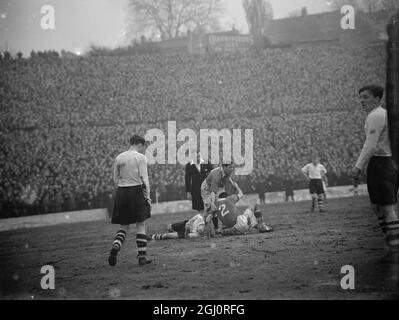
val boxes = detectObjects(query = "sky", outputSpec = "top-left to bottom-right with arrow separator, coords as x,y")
0,0 -> 335,55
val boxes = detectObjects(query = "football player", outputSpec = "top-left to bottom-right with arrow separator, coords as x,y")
214,193 -> 273,237
205,176 -> 273,237
148,213 -> 205,240
301,155 -> 328,213
201,164 -> 235,230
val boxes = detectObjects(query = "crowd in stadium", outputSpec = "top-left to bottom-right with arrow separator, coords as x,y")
0,43 -> 385,217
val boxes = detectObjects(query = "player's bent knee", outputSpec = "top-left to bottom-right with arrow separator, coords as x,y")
136,222 -> 146,234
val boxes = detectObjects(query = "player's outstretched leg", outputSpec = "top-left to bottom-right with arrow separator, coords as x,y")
148,232 -> 181,240
108,226 -> 128,266
136,222 -> 152,265
148,220 -> 188,240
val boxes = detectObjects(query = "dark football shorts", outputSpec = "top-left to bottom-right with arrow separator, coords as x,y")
171,220 -> 189,238
366,156 -> 397,205
309,179 -> 324,195
111,185 -> 150,225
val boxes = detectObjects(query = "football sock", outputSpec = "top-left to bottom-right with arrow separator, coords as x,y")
151,233 -> 167,240
136,233 -> 148,256
112,230 -> 126,252
317,195 -> 324,210
380,220 -> 399,252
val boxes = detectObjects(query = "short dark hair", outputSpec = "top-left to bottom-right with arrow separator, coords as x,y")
129,134 -> 145,146
358,85 -> 384,100
219,192 -> 228,199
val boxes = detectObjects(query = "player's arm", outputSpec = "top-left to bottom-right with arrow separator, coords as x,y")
185,163 -> 192,200
203,213 -> 214,238
300,165 -> 310,181
321,166 -> 328,186
230,177 -> 243,199
208,174 -> 220,210
139,156 -> 151,201
354,113 -> 385,172
113,158 -> 120,185
323,174 -> 328,187
215,216 -> 224,234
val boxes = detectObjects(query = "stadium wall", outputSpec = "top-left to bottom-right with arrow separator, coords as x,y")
0,184 -> 368,232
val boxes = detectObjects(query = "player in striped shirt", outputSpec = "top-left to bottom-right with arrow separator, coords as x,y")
148,213 -> 206,240
301,155 -> 328,213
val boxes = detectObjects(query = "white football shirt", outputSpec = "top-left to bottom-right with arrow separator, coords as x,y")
355,106 -> 392,170
113,149 -> 150,196
301,163 -> 327,179
187,214 -> 205,234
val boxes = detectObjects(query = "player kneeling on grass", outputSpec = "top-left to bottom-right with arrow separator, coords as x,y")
149,213 -> 205,240
149,195 -> 272,240
215,193 -> 273,236
201,163 -> 235,237
202,168 -> 273,237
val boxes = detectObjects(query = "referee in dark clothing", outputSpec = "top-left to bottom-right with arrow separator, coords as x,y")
352,85 -> 399,263
185,153 -> 213,211
108,135 -> 152,266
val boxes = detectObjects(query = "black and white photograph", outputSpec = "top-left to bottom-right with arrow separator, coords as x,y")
1,0 -> 399,304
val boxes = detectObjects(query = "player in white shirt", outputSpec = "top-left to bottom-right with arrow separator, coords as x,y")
301,155 -> 328,213
149,213 -> 206,240
352,85 -> 399,263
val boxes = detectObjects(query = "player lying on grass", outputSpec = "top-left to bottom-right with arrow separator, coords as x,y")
149,213 -> 206,240
148,198 -> 272,240
203,171 -> 272,237
149,177 -> 273,240
148,162 -> 238,241
211,193 -> 273,237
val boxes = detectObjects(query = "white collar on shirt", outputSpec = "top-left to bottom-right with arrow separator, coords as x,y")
190,158 -> 205,166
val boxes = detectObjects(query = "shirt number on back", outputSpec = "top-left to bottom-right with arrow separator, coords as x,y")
219,204 -> 229,217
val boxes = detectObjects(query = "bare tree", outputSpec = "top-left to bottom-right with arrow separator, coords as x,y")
242,0 -> 273,38
127,0 -> 223,41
